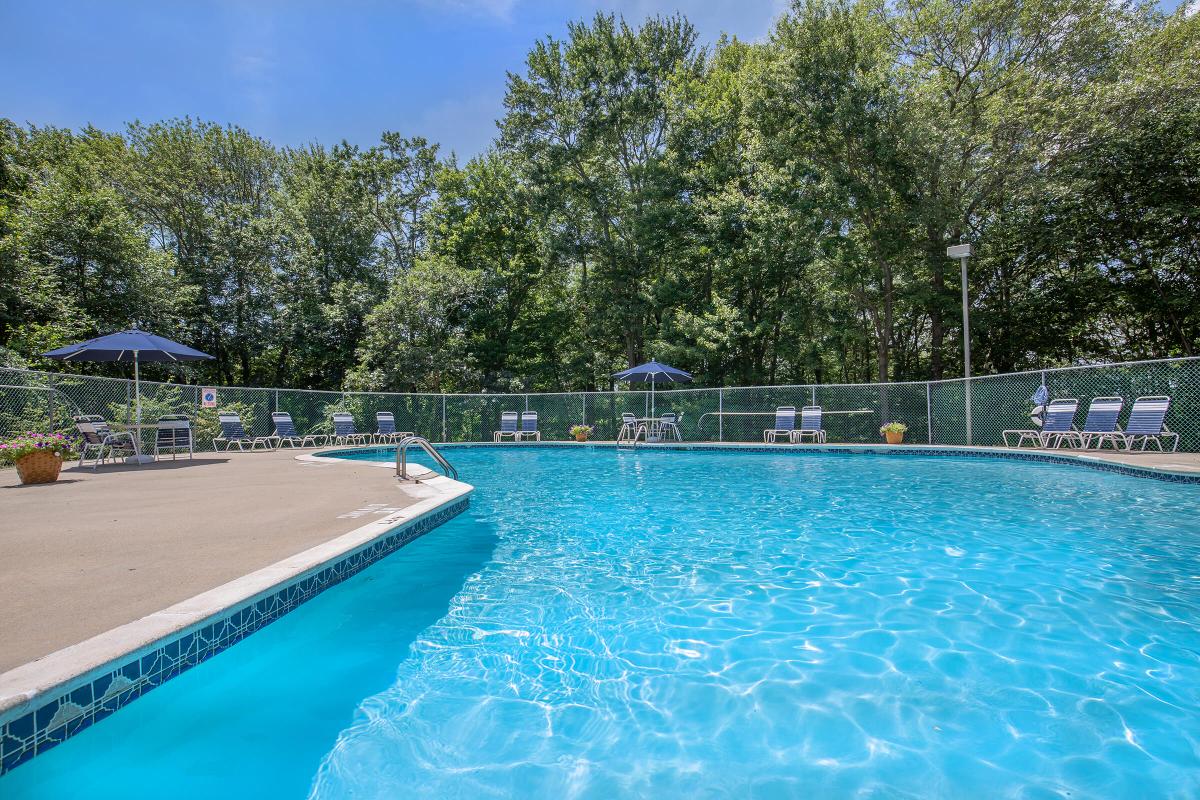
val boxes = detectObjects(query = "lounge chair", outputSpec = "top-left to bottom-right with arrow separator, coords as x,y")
1002,398 -> 1078,448
656,412 -> 682,441
764,406 -> 797,443
1115,396 -> 1179,452
74,414 -> 139,469
154,415 -> 193,461
618,412 -> 646,443
494,411 -> 519,442
214,412 -> 275,451
517,411 -> 541,441
271,412 -> 327,449
792,406 -> 826,443
331,412 -> 371,446
374,411 -> 414,444
1063,396 -> 1124,449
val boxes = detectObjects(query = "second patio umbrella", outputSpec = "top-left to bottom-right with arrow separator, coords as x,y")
612,359 -> 693,417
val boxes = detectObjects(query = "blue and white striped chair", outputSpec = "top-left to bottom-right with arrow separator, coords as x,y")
331,412 -> 371,446
375,411 -> 413,444
1003,398 -> 1078,448
1116,396 -> 1178,452
213,412 -> 274,451
271,412 -> 326,448
517,411 -> 541,442
494,411 -> 519,442
764,406 -> 797,443
792,406 -> 826,443
154,415 -> 193,460
1066,396 -> 1124,449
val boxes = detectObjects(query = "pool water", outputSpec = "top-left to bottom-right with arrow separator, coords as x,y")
4,448 -> 1200,798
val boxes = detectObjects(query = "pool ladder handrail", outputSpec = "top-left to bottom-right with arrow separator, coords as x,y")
395,435 -> 459,482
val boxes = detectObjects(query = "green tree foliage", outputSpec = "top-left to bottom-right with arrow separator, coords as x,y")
0,2 -> 1196,392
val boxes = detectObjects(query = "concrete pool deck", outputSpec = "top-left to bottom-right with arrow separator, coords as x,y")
0,448 -> 449,673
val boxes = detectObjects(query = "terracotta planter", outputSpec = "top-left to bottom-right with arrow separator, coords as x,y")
15,450 -> 64,485
884,431 -> 904,445
574,432 -> 589,442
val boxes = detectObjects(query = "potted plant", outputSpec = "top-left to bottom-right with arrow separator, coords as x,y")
570,424 -> 593,443
880,422 -> 907,445
1,432 -> 79,485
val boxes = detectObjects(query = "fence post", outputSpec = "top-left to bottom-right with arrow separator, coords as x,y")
926,382 -> 933,444
47,376 -> 56,430
274,389 -> 279,412
441,395 -> 447,443
582,393 -> 587,427
965,377 -> 973,446
718,388 -> 724,442
811,386 -> 816,406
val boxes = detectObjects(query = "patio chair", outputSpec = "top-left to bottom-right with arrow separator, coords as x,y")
214,412 -> 274,451
331,412 -> 371,446
74,414 -> 138,470
517,411 -> 541,442
375,411 -> 414,444
1115,396 -> 1179,452
657,412 -> 682,442
154,415 -> 194,461
764,406 -> 797,443
494,411 -> 519,442
1002,398 -> 1078,448
618,412 -> 646,443
792,406 -> 826,443
271,412 -> 327,449
1063,396 -> 1124,449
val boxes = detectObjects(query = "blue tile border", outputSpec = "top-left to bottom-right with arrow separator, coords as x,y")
323,442 -> 1200,485
0,495 -> 469,777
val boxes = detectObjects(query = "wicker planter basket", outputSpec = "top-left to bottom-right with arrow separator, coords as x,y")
15,450 -> 64,485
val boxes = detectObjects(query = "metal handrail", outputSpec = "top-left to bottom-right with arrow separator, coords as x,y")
395,435 -> 458,482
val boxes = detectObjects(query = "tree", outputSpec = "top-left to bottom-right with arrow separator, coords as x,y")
501,13 -> 705,369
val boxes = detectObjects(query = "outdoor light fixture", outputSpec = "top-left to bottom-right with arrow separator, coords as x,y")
947,244 -> 973,444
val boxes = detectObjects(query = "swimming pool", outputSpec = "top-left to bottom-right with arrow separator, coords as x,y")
4,447 -> 1199,797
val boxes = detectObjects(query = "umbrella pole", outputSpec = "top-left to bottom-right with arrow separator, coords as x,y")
134,352 -> 141,425
651,381 -> 655,418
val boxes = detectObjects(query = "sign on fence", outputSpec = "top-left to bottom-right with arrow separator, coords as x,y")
201,388 -> 218,408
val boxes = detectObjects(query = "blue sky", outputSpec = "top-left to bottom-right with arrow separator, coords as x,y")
0,0 -> 787,161
3,0 -> 1188,161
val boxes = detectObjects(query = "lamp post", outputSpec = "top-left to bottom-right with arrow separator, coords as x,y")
947,243 -> 973,445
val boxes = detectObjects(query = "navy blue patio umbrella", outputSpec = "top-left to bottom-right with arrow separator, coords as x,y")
43,328 -> 214,425
612,359 -> 693,417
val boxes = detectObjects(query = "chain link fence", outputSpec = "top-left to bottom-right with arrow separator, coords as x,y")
3,356 -> 1198,453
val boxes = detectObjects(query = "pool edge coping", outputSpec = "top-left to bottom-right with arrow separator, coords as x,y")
0,460 -> 473,775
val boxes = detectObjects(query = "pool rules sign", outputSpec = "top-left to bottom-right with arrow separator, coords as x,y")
201,388 -> 218,408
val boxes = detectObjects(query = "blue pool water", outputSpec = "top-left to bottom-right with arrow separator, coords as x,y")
4,448 -> 1200,798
